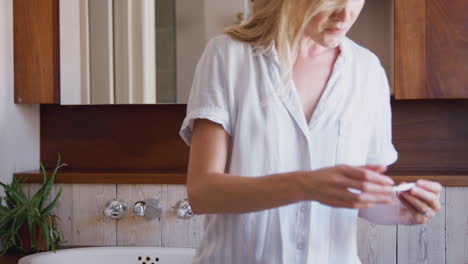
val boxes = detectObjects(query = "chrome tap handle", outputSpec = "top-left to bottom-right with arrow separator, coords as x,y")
172,198 -> 193,220
103,198 -> 128,223
133,198 -> 162,220
133,201 -> 146,217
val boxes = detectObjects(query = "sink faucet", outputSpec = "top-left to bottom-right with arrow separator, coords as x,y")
172,198 -> 193,220
133,198 -> 163,220
103,198 -> 128,223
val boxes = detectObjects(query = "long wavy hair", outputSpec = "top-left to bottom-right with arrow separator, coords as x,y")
225,0 -> 347,95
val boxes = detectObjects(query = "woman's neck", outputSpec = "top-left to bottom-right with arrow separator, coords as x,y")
297,37 -> 339,59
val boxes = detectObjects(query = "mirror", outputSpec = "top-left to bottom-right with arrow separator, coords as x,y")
60,0 -> 247,105
59,0 -> 394,105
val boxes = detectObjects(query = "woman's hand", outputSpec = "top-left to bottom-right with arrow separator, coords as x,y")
397,180 -> 442,225
302,164 -> 395,209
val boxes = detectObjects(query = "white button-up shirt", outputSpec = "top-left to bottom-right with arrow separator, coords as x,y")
180,34 -> 398,264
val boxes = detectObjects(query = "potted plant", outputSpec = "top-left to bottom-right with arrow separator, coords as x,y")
0,154 -> 66,255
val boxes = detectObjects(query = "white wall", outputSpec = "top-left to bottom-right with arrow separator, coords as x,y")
0,0 -> 40,194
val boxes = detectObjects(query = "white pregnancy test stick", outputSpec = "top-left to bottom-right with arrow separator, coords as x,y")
348,182 -> 416,194
392,182 -> 415,192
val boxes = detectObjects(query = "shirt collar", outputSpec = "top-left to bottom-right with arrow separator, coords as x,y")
267,36 -> 349,68
265,37 -> 349,98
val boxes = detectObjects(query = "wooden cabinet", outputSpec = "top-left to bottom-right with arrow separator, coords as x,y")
395,0 -> 468,99
13,0 -> 467,103
13,0 -> 59,104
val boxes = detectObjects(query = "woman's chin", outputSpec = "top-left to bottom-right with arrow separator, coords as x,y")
316,36 -> 343,48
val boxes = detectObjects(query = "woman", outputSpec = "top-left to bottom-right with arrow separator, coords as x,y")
179,0 -> 442,263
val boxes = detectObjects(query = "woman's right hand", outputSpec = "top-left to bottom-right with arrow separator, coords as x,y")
300,164 -> 395,209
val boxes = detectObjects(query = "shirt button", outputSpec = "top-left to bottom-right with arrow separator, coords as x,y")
300,206 -> 306,212
297,243 -> 304,250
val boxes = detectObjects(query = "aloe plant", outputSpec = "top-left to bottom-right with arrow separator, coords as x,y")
0,153 -> 66,255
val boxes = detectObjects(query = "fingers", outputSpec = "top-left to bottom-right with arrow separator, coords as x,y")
360,165 -> 388,173
328,187 -> 393,206
338,165 -> 394,186
398,193 -> 430,224
409,185 -> 441,211
399,192 -> 428,214
416,179 -> 442,194
335,175 -> 395,195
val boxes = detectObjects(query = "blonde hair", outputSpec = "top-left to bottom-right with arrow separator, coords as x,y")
225,0 -> 346,95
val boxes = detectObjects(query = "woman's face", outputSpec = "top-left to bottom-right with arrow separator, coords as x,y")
304,0 -> 365,48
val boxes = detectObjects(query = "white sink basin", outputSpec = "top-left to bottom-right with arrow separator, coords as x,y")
18,247 -> 196,264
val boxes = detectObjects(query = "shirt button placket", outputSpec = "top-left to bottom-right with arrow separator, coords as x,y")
295,203 -> 309,263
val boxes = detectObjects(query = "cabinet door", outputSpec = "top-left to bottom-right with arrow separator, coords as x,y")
395,0 -> 468,99
14,0 -> 59,104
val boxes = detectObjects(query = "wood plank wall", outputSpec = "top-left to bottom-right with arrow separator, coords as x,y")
41,100 -> 468,176
23,183 -> 468,263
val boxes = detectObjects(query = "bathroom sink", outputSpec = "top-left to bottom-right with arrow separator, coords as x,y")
18,247 -> 196,264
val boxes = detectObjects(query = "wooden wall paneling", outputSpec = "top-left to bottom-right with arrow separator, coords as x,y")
390,100 -> 468,174
89,0 -> 114,104
70,184 -> 117,245
446,187 -> 468,264
426,0 -> 468,99
116,184 -> 162,246
161,185 -> 204,248
357,219 -> 397,264
40,104 -> 189,172
394,0 -> 427,99
37,101 -> 468,183
13,0 -> 59,104
397,188 -> 446,264
51,184 -> 74,246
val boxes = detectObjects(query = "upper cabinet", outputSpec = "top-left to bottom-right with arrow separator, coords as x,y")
13,0 -> 468,104
14,0 -> 60,104
394,0 -> 468,99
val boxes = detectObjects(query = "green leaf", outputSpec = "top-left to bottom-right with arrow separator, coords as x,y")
38,219 -> 50,251
36,159 -> 66,210
0,207 -> 18,229
40,163 -> 47,183
1,182 -> 19,209
0,153 -> 66,254
40,184 -> 62,216
56,152 -> 62,170
0,199 -> 9,214
0,183 -> 29,206
28,216 -> 36,249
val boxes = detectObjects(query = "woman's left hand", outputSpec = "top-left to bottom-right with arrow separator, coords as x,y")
397,179 -> 442,225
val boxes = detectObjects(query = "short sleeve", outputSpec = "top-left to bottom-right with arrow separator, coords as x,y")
179,37 -> 232,146
365,65 -> 399,166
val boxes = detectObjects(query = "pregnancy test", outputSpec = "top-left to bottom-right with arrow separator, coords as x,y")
347,182 -> 416,194
392,182 -> 415,192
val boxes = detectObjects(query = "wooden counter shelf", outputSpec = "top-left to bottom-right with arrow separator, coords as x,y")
12,169 -> 468,186
388,171 -> 468,186
14,170 -> 187,184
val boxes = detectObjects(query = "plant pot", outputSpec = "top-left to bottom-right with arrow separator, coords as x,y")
18,215 -> 56,252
